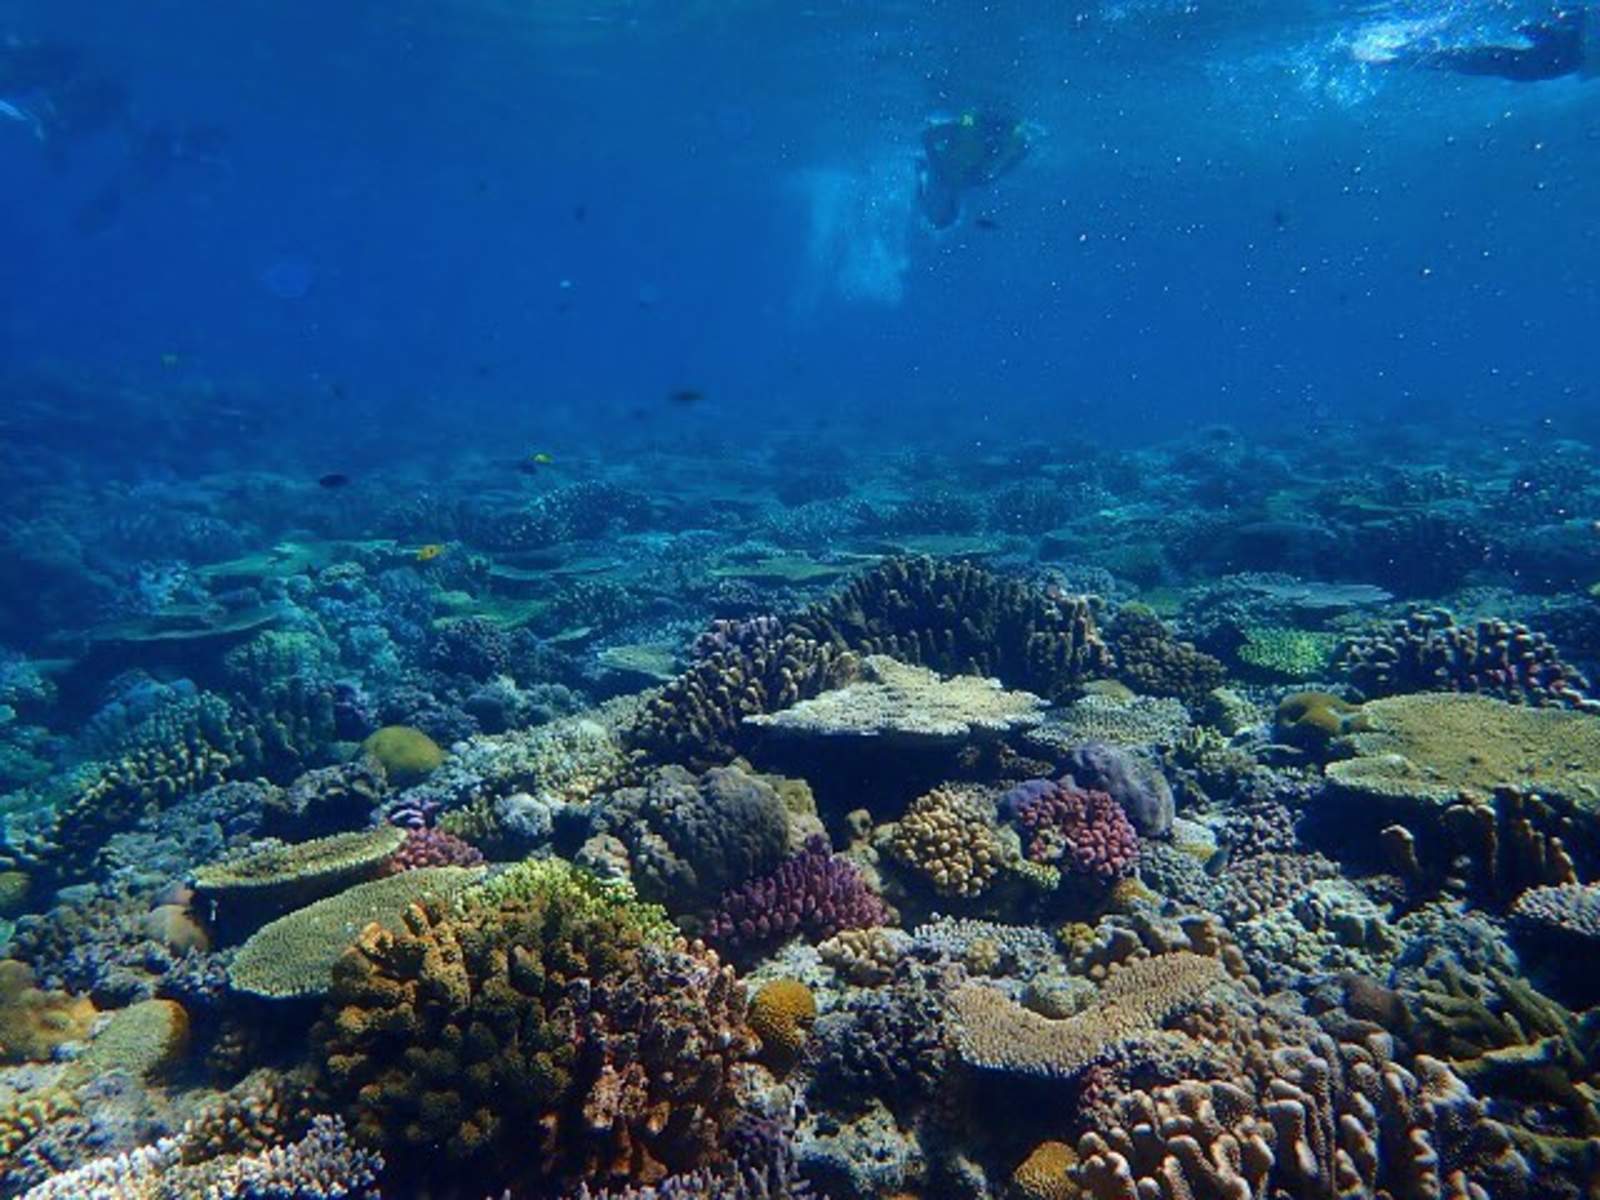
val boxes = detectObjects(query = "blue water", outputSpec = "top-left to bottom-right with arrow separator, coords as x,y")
4,0 -> 1596,454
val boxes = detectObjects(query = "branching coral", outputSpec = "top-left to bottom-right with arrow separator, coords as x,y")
1339,609 -> 1596,711
705,836 -> 891,959
887,785 -> 1006,898
316,859 -> 753,1193
787,556 -> 1112,702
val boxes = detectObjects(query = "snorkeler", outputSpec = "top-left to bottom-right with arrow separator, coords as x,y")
1393,5 -> 1597,82
916,109 -> 1031,230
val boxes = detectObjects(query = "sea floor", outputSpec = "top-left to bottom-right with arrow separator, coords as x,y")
0,402 -> 1598,1198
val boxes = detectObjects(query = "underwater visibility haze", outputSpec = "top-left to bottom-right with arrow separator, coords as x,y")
1,1 -> 1600,1197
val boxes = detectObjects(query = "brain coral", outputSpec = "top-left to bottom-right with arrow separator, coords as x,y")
361,724 -> 445,785
315,859 -> 752,1194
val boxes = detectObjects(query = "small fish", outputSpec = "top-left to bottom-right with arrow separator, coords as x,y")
531,451 -> 554,464
973,215 -> 1000,230
515,452 -> 555,476
415,543 -> 445,563
160,352 -> 181,368
668,388 -> 705,406
317,473 -> 352,489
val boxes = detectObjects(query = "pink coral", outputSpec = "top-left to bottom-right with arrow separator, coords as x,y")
1005,778 -> 1138,882
379,826 -> 485,875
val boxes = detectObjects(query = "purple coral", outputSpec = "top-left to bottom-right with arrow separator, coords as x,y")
706,836 -> 891,956
1002,778 -> 1138,882
379,826 -> 485,874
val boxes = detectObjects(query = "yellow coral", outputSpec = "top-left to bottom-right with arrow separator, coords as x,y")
748,978 -> 816,1069
1011,1140 -> 1078,1200
0,959 -> 97,1064
362,724 -> 444,784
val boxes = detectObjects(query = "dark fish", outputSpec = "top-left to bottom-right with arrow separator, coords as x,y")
317,473 -> 352,489
668,388 -> 705,406
973,215 -> 1000,230
573,203 -> 588,222
1272,207 -> 1289,231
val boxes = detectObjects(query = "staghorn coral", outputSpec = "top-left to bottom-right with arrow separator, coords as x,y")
787,556 -> 1112,703
1235,625 -> 1338,680
1001,779 -> 1139,884
886,785 -> 1006,899
950,952 -> 1230,1080
705,836 -> 892,960
315,858 -> 753,1194
1339,609 -> 1597,711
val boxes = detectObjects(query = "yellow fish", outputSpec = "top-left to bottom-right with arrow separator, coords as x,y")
415,543 -> 445,563
531,452 -> 554,464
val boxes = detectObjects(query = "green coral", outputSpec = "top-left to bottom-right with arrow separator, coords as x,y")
229,865 -> 486,999
1275,691 -> 1363,751
463,857 -> 678,945
1236,626 -> 1337,680
362,724 -> 445,784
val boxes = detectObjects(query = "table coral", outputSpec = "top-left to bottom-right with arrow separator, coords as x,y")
227,865 -> 485,999
950,951 -> 1230,1080
1324,692 -> 1600,809
746,656 -> 1047,746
